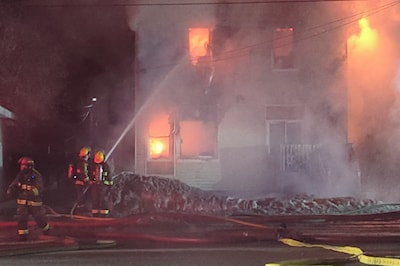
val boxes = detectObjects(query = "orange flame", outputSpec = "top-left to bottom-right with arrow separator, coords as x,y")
189,28 -> 209,65
347,17 -> 384,145
150,138 -> 164,159
349,17 -> 377,51
148,113 -> 170,159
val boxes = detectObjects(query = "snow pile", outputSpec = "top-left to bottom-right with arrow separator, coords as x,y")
109,172 -> 379,217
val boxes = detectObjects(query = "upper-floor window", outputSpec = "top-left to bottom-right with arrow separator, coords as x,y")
188,28 -> 210,65
272,28 -> 294,69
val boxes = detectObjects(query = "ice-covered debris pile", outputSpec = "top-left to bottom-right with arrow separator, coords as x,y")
109,172 -> 379,218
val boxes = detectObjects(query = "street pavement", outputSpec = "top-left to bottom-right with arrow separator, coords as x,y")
0,209 -> 347,265
0,244 -> 357,266
0,202 -> 400,265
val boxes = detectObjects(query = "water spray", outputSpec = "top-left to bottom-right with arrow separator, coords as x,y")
105,113 -> 136,161
105,59 -> 186,161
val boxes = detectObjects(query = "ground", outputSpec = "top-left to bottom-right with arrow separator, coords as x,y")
1,173 -> 400,265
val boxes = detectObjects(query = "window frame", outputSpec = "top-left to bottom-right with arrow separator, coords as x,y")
265,105 -> 304,153
147,135 -> 172,161
272,27 -> 295,70
176,119 -> 218,161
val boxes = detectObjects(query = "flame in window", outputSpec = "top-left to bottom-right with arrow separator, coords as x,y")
148,113 -> 171,160
189,28 -> 209,65
150,138 -> 165,159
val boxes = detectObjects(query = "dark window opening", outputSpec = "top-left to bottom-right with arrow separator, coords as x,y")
273,28 -> 294,69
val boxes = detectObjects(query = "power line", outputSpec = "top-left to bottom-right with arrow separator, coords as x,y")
145,0 -> 400,69
19,0 -> 370,8
215,0 -> 399,59
8,0 -> 399,69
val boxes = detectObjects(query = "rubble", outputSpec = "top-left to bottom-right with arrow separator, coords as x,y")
109,172 -> 385,217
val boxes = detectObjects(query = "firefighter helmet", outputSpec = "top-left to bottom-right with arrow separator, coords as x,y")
94,150 -> 105,164
18,157 -> 34,167
79,146 -> 91,158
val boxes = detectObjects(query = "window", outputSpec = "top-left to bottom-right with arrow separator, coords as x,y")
269,121 -> 302,146
149,136 -> 170,160
272,28 -> 294,69
266,105 -> 304,153
188,28 -> 210,65
148,114 -> 172,160
179,120 -> 217,159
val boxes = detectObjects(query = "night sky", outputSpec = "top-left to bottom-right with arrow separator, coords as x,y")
0,2 -> 135,178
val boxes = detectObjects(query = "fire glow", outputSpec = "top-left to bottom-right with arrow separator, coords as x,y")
349,17 -> 377,51
150,138 -> 165,159
189,28 -> 209,65
347,16 -> 380,145
148,113 -> 171,160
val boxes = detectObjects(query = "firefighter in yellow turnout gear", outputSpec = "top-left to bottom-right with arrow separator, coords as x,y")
90,150 -> 113,217
68,146 -> 91,212
6,157 -> 50,241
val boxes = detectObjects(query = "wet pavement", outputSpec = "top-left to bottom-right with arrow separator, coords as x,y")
0,244 -> 358,266
0,206 -> 399,265
1,181 -> 400,266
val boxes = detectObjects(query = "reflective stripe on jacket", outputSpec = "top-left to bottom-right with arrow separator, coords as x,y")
19,184 -> 39,196
17,199 -> 43,206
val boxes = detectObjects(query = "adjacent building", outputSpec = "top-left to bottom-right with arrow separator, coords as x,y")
0,105 -> 14,198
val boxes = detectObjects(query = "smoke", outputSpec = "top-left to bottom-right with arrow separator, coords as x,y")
345,3 -> 400,202
125,2 -> 400,201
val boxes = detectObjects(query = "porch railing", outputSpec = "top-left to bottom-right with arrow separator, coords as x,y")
281,144 -> 321,172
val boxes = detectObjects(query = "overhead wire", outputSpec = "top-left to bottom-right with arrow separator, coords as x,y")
219,0 -> 399,53
142,0 -> 400,70
6,0 -> 399,72
8,0 -> 399,70
20,0 -> 371,8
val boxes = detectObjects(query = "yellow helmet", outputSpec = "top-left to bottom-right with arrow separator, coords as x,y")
94,150 -> 105,163
79,146 -> 91,158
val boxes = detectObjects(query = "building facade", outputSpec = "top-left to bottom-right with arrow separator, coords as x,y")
129,2 -> 373,197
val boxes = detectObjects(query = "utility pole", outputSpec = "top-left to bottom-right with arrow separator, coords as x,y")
89,97 -> 97,147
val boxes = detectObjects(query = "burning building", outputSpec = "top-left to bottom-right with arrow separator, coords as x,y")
126,1 -> 400,201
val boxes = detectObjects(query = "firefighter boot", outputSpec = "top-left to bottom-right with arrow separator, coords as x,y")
42,224 -> 50,235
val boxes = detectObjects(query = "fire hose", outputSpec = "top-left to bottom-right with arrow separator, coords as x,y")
69,173 -> 118,216
50,207 -> 400,266
265,238 -> 400,266
2,204 -> 400,266
69,184 -> 90,216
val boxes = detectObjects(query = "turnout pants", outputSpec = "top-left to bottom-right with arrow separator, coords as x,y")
17,202 -> 49,239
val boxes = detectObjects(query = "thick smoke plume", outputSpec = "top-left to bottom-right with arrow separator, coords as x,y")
125,2 -> 400,202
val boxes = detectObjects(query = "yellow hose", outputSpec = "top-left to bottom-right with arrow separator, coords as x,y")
267,238 -> 400,266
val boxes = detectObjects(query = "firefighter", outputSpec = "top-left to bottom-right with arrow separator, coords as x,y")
68,146 -> 91,212
6,157 -> 50,241
90,150 -> 113,217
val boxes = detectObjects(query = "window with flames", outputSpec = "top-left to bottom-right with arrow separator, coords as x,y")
148,114 -> 171,160
188,27 -> 210,65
